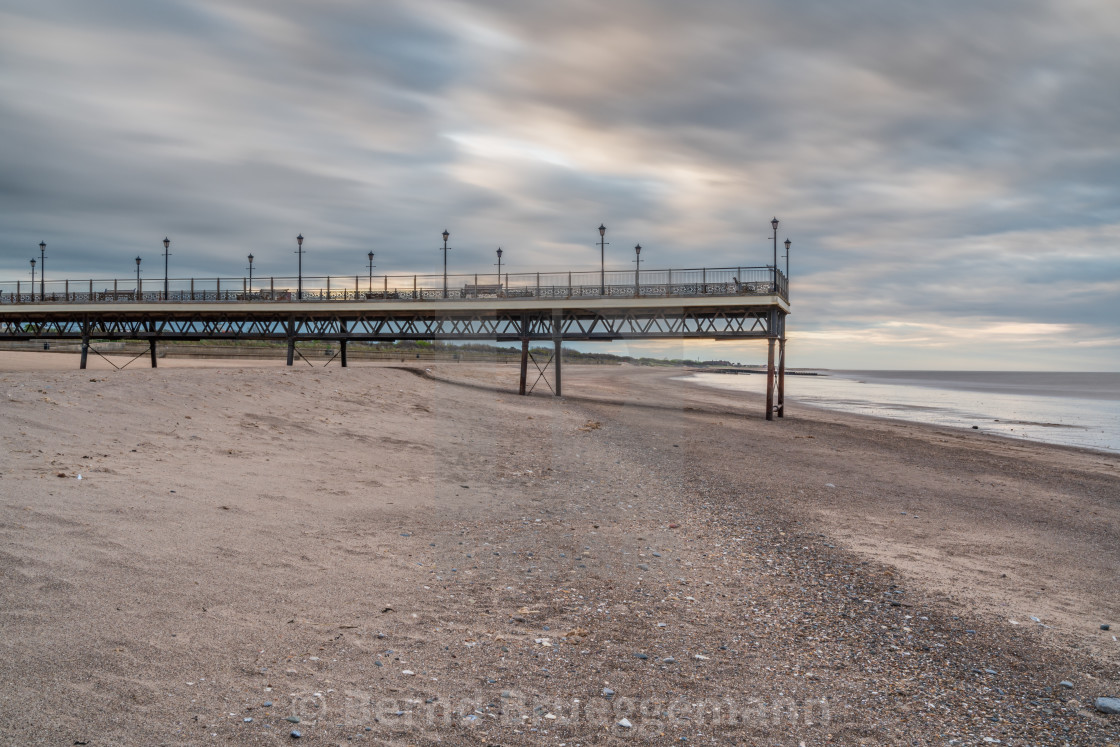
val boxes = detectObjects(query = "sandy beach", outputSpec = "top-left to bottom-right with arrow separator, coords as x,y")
1,350 -> 1118,745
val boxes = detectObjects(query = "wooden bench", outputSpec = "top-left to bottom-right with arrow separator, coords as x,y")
462,284 -> 504,296
98,290 -> 137,301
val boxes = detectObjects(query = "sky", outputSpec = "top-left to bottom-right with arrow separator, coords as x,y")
1,0 -> 1118,370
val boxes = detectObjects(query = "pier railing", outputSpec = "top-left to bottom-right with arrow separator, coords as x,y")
0,266 -> 787,304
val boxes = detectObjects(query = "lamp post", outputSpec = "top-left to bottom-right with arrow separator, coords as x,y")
784,238 -> 791,293
38,241 -> 46,300
440,230 -> 450,299
633,243 -> 642,296
135,256 -> 142,299
770,217 -> 779,291
30,258 -> 36,300
367,251 -> 375,293
295,233 -> 304,300
162,237 -> 171,301
598,224 -> 608,295
247,253 -> 255,295
495,247 -> 503,289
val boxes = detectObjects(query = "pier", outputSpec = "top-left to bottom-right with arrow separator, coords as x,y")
0,265 -> 790,419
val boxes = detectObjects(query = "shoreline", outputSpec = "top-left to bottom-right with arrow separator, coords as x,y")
682,368 -> 1120,455
2,351 -> 1118,743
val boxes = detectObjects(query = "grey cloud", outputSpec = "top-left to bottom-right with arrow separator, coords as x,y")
1,0 -> 1118,367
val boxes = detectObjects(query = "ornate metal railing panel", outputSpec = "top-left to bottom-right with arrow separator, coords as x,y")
0,266 -> 787,305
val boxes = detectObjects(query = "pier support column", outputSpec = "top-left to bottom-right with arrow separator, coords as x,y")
286,339 -> 295,366
80,335 -> 89,370
519,339 -> 529,395
765,337 -> 776,421
777,338 -> 786,418
553,314 -> 562,397
554,338 -> 562,397
150,339 -> 158,368
518,314 -> 530,395
340,321 -> 348,368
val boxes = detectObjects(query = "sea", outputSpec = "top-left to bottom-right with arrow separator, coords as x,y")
682,370 -> 1120,454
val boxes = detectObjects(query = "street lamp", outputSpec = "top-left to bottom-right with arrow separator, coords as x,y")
367,251 -> 376,293
598,224 -> 608,295
135,256 -> 142,299
162,237 -> 171,301
30,258 -> 36,300
295,233 -> 305,300
38,241 -> 46,300
440,229 -> 450,299
247,253 -> 255,295
495,247 -> 503,290
633,243 -> 642,296
771,217 -> 779,291
784,238 -> 791,289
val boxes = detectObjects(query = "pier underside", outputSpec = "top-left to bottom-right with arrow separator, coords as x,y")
1,296 -> 788,419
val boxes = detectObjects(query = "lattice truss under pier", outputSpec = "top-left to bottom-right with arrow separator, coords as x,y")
0,307 -> 778,342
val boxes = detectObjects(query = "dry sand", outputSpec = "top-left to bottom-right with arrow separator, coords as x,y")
1,350 -> 1118,745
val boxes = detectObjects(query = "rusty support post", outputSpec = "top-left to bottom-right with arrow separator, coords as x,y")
765,337 -> 775,421
150,338 -> 158,368
340,321 -> 348,368
80,335 -> 89,370
777,337 -> 786,418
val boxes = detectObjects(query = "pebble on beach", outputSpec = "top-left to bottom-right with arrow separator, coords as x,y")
1094,697 -> 1120,715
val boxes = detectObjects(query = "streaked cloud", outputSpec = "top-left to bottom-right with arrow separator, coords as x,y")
1,0 -> 1117,368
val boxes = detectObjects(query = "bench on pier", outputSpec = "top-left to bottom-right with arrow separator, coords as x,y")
98,290 -> 137,301
462,284 -> 504,296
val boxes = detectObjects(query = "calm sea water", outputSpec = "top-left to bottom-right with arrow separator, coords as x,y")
683,370 -> 1120,453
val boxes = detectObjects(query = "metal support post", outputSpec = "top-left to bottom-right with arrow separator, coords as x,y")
286,319 -> 295,366
340,321 -> 348,368
777,338 -> 786,418
554,339 -> 562,397
519,339 -> 529,395
150,339 -> 158,368
80,335 -> 89,370
519,316 -> 529,395
553,314 -> 563,397
765,337 -> 776,421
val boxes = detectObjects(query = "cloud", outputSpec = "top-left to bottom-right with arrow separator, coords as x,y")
1,0 -> 1117,368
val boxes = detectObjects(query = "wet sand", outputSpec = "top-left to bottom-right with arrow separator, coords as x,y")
1,350 -> 1118,744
